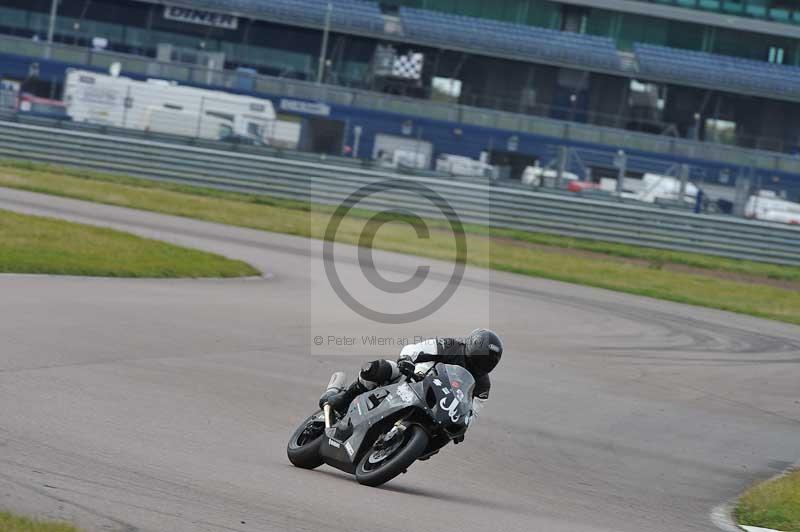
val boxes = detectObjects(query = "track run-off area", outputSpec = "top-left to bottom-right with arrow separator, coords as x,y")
0,187 -> 798,532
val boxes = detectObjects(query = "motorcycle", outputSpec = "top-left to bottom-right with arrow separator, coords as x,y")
287,362 -> 476,486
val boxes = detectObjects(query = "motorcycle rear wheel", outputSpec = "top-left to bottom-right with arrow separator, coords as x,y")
287,411 -> 325,469
355,425 -> 429,487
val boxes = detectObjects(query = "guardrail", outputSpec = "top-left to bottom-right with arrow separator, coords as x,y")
1,120 -> 798,265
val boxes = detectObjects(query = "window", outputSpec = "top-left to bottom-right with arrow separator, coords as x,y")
769,46 -> 785,64
218,123 -> 233,139
745,0 -> 768,17
705,118 -> 737,145
247,121 -> 264,137
722,0 -> 745,15
205,110 -> 234,122
561,5 -> 588,33
431,76 -> 462,103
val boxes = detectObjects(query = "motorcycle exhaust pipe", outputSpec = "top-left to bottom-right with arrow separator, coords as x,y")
323,404 -> 332,429
320,371 -> 346,428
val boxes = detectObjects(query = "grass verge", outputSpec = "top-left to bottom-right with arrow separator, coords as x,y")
0,511 -> 82,532
737,470 -> 800,532
0,208 -> 258,278
0,160 -> 799,323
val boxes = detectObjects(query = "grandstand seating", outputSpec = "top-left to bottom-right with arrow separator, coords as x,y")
635,43 -> 800,99
161,0 -> 800,103
169,0 -> 620,72
85,0 -> 800,102
399,7 -> 621,71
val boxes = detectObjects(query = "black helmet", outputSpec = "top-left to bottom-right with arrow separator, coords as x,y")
465,328 -> 503,374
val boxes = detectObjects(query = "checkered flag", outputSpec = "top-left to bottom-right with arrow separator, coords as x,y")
391,52 -> 424,80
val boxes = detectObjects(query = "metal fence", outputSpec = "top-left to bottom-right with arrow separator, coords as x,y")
1,120 -> 799,265
2,34 -> 800,175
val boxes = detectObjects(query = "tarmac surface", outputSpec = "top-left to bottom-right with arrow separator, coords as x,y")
0,187 -> 798,532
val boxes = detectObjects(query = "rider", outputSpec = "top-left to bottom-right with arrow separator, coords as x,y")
323,329 -> 503,416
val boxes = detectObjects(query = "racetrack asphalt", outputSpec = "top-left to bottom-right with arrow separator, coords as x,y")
0,187 -> 798,532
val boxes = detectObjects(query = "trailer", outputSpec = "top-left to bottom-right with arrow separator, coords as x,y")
62,69 -> 294,145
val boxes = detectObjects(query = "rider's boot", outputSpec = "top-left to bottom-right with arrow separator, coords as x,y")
325,380 -> 368,416
321,361 -> 396,416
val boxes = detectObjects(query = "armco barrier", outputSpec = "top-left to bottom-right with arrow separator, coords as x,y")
1,121 -> 799,266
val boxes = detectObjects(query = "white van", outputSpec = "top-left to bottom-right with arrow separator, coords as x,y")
745,192 -> 800,225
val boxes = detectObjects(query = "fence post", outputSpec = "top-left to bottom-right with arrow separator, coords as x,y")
556,146 -> 567,189
679,163 -> 689,201
195,96 -> 205,139
353,125 -> 362,159
615,150 -> 626,196
732,167 -> 751,218
122,86 -> 131,129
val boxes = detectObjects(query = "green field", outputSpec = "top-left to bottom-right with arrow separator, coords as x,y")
737,470 -> 800,532
0,208 -> 258,278
0,160 -> 799,323
0,512 -> 82,532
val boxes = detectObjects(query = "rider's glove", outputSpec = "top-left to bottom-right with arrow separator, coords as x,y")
397,356 -> 415,377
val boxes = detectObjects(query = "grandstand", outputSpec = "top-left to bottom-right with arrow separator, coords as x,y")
2,0 -> 800,199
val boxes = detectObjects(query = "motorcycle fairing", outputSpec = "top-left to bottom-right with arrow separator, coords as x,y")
319,380 -> 422,473
318,363 -> 475,474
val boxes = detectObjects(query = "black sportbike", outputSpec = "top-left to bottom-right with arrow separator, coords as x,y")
287,362 -> 475,486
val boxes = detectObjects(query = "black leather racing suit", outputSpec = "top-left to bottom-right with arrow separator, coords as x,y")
357,337 -> 491,403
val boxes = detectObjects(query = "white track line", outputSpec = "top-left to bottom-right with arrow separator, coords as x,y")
711,503 -> 743,532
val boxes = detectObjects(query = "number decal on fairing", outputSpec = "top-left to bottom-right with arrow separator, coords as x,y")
439,397 -> 461,422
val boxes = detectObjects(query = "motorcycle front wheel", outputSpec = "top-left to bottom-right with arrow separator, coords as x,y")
355,425 -> 429,487
286,411 -> 325,469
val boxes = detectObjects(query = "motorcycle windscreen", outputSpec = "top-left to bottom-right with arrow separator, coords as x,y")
440,364 -> 475,416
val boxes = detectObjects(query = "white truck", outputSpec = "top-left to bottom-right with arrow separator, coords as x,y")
63,69 -> 299,147
521,162 -> 579,186
627,173 -> 699,204
436,154 -> 497,178
745,191 -> 800,225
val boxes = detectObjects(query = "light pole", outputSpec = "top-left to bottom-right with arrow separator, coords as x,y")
316,2 -> 332,84
569,93 -> 577,122
693,112 -> 701,141
45,0 -> 59,59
